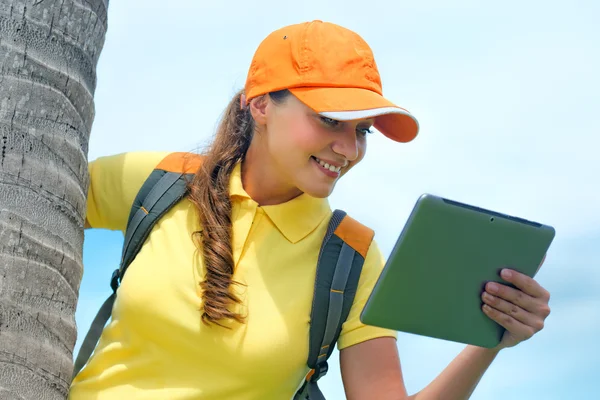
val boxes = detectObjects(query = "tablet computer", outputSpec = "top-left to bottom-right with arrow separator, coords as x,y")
360,193 -> 555,348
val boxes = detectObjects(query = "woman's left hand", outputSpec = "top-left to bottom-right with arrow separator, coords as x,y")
481,265 -> 551,350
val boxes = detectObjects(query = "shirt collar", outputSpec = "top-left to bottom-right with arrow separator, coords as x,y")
229,162 -> 331,244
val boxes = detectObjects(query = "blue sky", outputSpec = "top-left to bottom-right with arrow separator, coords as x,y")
76,1 -> 600,398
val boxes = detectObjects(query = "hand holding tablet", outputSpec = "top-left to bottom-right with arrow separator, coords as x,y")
360,194 -> 555,349
481,262 -> 551,349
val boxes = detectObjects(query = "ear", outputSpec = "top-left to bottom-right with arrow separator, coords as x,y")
249,95 -> 269,126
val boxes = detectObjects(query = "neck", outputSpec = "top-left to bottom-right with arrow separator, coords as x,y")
242,140 -> 303,206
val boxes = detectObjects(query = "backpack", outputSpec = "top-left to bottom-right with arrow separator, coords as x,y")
73,152 -> 375,400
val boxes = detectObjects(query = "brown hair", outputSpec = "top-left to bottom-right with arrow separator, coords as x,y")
188,89 -> 290,327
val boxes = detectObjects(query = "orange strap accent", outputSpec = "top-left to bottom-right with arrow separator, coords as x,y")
305,369 -> 315,381
156,152 -> 203,174
333,215 -> 374,259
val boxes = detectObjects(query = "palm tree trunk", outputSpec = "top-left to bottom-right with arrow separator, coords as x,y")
0,0 -> 108,398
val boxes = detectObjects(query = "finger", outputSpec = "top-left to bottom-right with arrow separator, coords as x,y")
500,269 -> 551,301
482,304 -> 536,340
485,281 -> 538,313
482,292 -> 545,331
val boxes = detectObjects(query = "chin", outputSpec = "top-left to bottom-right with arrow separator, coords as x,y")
301,182 -> 336,199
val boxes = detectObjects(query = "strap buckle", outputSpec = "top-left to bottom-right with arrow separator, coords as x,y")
110,269 -> 120,292
308,362 -> 328,382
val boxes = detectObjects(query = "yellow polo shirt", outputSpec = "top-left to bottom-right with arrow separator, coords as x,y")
69,151 -> 396,399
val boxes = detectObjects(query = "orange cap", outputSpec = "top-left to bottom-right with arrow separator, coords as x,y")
244,20 -> 419,143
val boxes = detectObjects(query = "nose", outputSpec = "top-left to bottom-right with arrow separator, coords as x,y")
331,129 -> 359,162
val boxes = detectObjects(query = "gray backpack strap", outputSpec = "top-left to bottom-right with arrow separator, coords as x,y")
294,210 -> 375,400
73,153 -> 201,378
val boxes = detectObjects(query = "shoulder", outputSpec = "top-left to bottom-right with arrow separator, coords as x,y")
334,213 -> 375,260
86,151 -> 175,231
88,150 -> 193,191
334,212 -> 386,274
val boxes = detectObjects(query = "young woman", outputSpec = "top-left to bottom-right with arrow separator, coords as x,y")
69,20 -> 552,399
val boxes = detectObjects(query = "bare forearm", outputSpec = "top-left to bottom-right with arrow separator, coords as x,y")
409,345 -> 500,400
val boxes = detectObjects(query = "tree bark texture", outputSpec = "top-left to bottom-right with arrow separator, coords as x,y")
0,0 -> 108,398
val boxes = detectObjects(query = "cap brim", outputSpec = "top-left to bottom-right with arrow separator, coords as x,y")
289,87 -> 419,143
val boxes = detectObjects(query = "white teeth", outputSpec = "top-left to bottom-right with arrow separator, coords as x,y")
314,157 -> 341,173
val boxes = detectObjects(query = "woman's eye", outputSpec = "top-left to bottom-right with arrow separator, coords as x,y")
358,127 -> 373,136
319,116 -> 372,136
320,116 -> 339,127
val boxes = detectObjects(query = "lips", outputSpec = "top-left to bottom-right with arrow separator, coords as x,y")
311,156 -> 343,179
